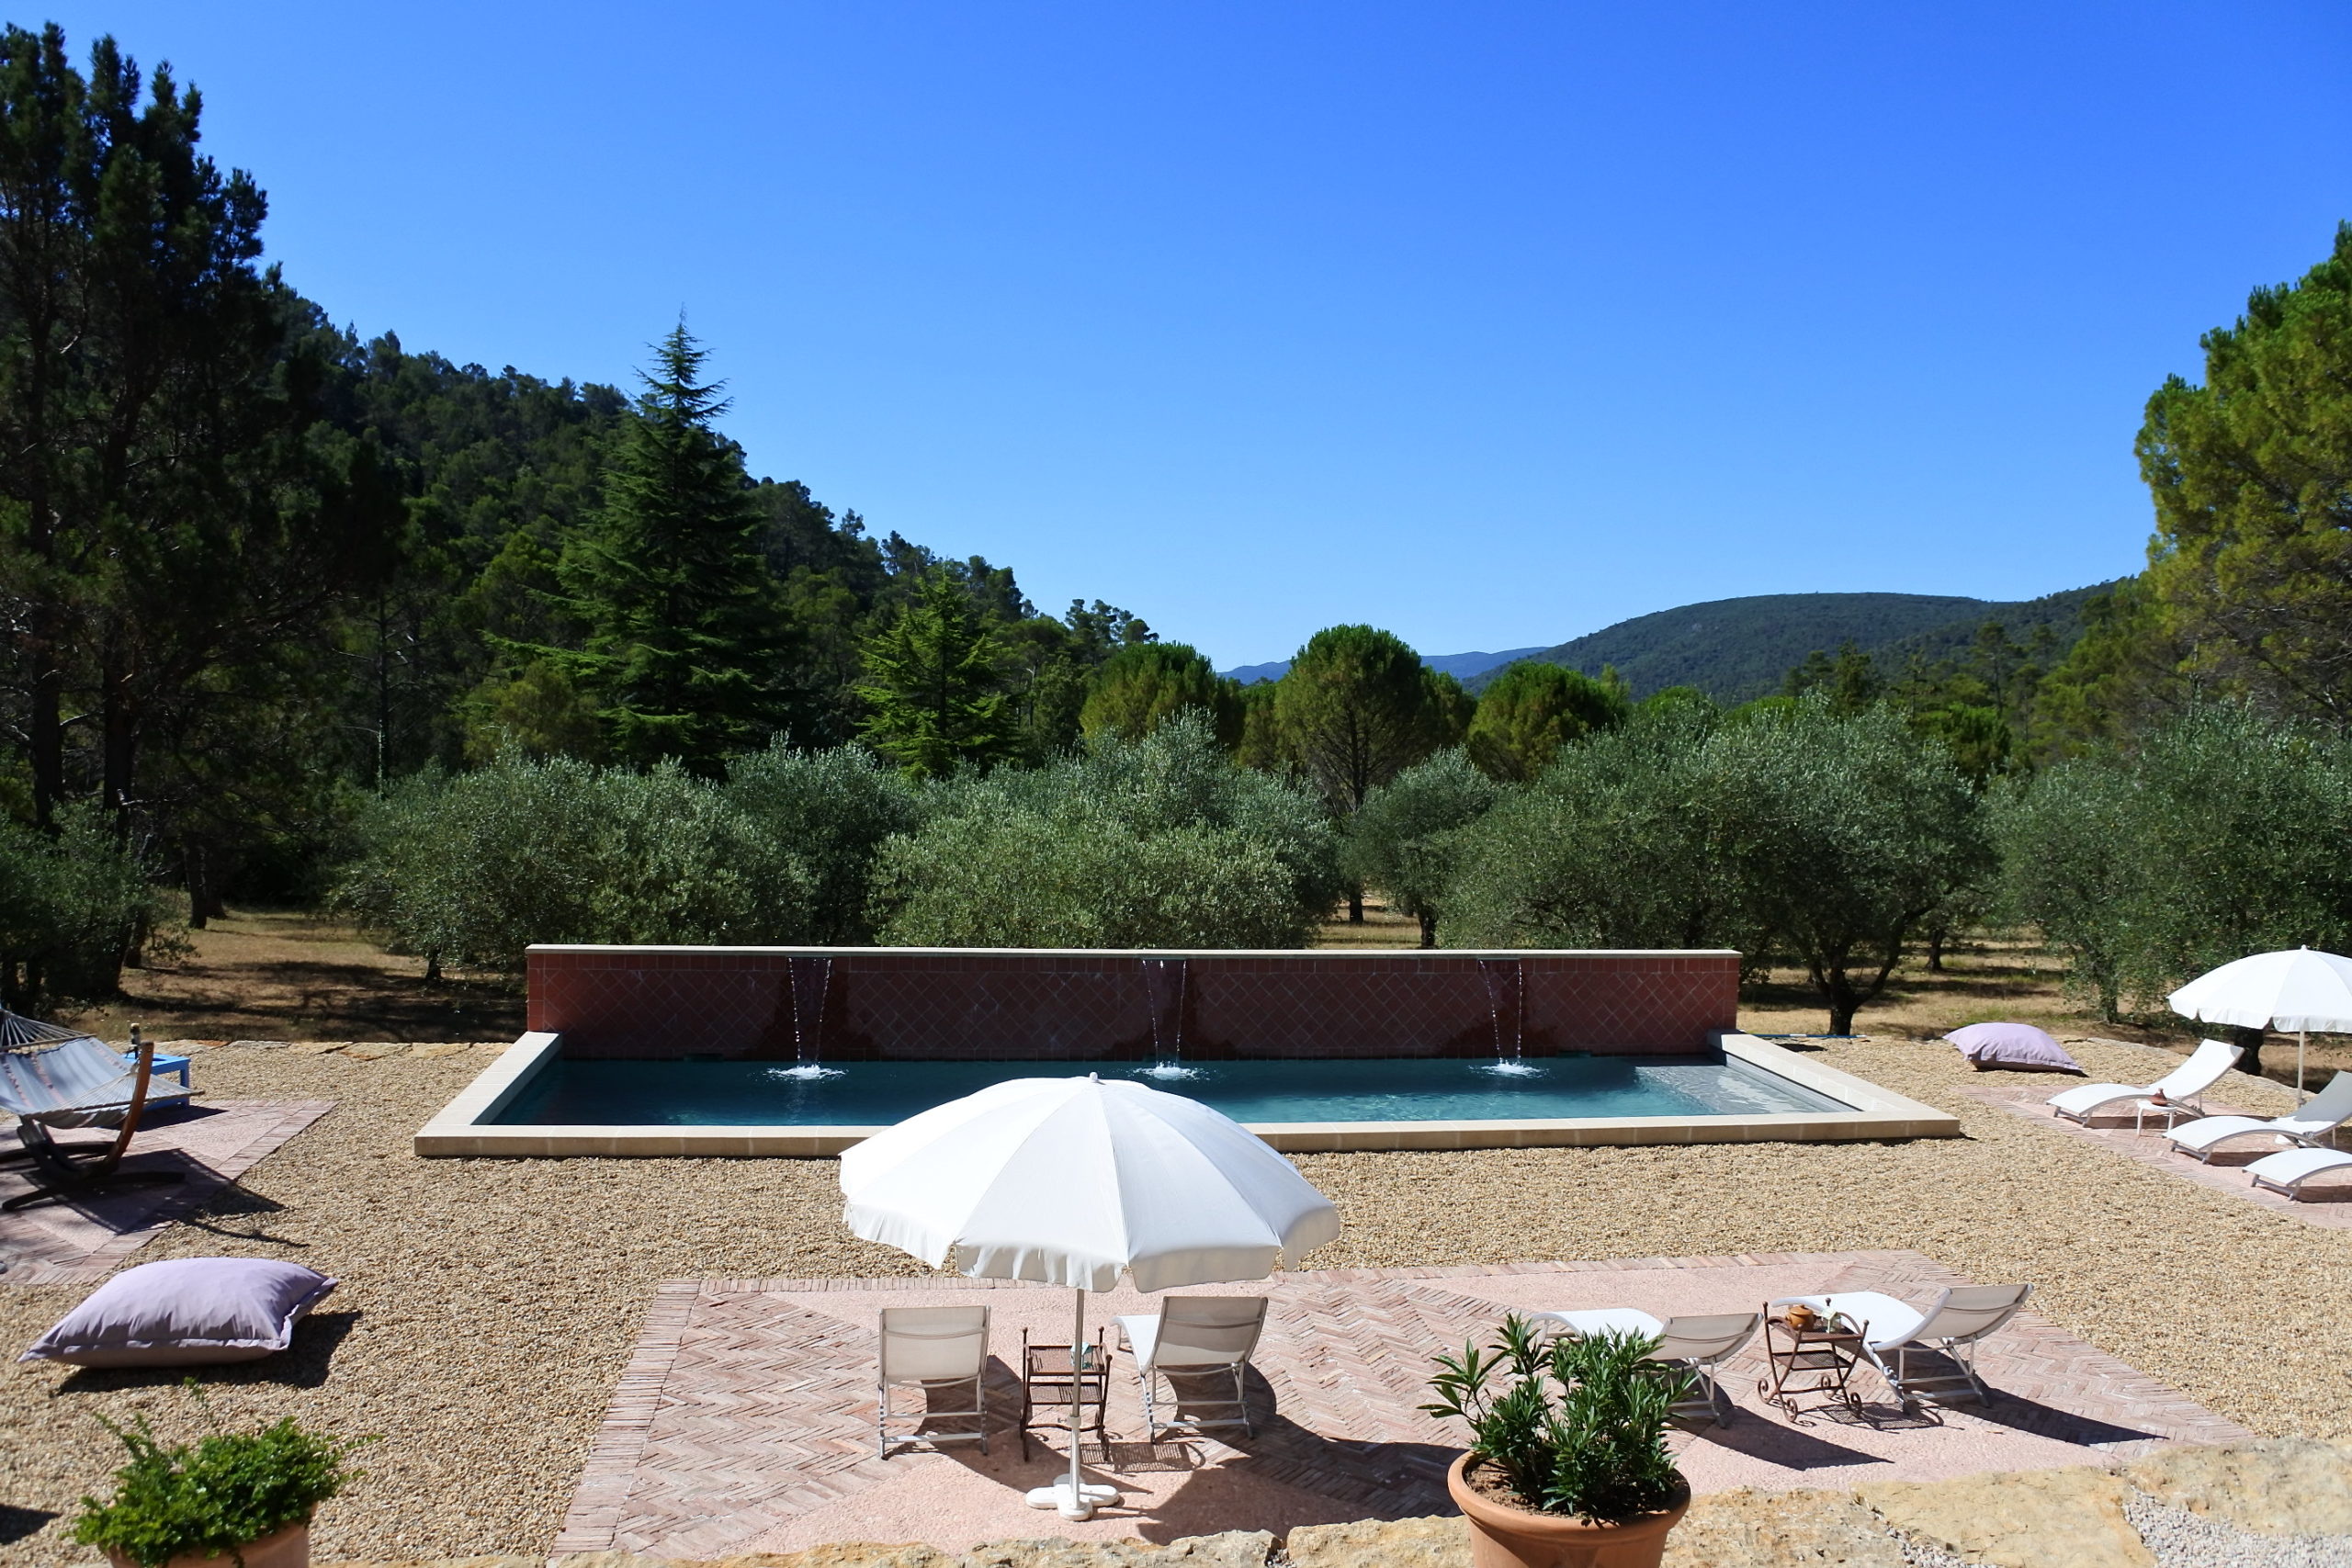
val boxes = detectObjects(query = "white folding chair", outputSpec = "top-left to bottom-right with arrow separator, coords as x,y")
1533,1307 -> 1762,1426
1114,1295 -> 1268,1441
1771,1284 -> 2032,1407
876,1304 -> 990,1457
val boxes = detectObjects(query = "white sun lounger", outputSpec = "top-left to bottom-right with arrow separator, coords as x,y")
2246,1146 -> 2352,1199
1767,1285 -> 2032,1407
1115,1295 -> 1268,1442
1532,1307 -> 1762,1426
2046,1039 -> 2241,1126
2169,1072 -> 2352,1163
876,1304 -> 990,1457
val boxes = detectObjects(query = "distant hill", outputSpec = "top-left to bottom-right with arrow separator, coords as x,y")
1223,646 -> 1547,687
1473,583 -> 2121,701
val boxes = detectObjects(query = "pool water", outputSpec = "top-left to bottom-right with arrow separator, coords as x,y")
489,1053 -> 1852,1126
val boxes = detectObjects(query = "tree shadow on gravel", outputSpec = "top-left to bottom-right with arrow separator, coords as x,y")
0,1506 -> 58,1545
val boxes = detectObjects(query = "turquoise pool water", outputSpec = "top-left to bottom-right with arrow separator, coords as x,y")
489,1053 -> 1851,1126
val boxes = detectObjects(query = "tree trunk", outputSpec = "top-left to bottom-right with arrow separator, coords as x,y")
187,846 -> 227,928
1347,891 -> 1363,924
1925,926 -> 1947,973
2229,1023 -> 2266,1079
1418,910 -> 1436,949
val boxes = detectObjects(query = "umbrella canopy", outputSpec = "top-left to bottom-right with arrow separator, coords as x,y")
842,1073 -> 1340,1292
2169,948 -> 2352,1100
2168,948 -> 2352,1033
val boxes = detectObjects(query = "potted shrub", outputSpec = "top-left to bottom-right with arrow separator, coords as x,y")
72,1384 -> 368,1568
1423,1314 -> 1692,1568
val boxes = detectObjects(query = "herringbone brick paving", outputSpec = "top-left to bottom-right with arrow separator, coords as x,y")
0,1100 -> 335,1285
559,1249 -> 2252,1555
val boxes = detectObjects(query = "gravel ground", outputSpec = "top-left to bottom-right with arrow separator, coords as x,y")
1,1034 -> 2346,1565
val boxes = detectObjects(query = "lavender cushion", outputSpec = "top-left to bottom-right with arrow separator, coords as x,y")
1947,1022 -> 2084,1075
19,1258 -> 337,1368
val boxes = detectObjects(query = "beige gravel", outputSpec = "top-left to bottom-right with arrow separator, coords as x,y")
2,1036 -> 2346,1565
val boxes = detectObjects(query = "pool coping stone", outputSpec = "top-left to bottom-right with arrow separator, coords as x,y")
413,1032 -> 1959,1156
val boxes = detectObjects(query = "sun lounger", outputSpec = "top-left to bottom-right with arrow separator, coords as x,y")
1114,1294 -> 1268,1441
2046,1039 -> 2241,1126
2168,1071 -> 2352,1163
1769,1284 -> 2032,1407
876,1303 -> 990,1456
2246,1146 -> 2352,1199
0,1018 -> 183,1213
1532,1307 -> 1762,1426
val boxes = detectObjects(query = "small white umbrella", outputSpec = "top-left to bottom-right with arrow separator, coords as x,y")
2169,947 -> 2352,1100
841,1074 -> 1340,1520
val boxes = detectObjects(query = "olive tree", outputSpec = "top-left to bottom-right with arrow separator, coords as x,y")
1710,698 -> 1988,1035
336,754 -> 811,975
1442,704 -> 1753,955
1445,696 -> 1987,1034
869,714 -> 1340,948
724,743 -> 917,942
1997,704 -> 2352,1066
1342,750 -> 1501,946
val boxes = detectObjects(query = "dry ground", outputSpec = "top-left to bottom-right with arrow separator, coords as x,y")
3,1032 -> 2348,1563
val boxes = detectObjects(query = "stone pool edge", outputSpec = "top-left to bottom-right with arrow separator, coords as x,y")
412,1032 -> 1960,1157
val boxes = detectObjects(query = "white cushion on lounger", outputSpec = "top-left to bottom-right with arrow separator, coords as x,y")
1534,1307 -> 1664,1339
2246,1147 -> 2352,1193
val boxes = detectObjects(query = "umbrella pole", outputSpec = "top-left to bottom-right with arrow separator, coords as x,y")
1028,1286 -> 1121,1518
2301,1032 -> 2309,1103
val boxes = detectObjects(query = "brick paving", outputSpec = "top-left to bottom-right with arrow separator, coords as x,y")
559,1250 -> 2252,1555
1962,1081 -> 2352,1229
0,1100 -> 334,1285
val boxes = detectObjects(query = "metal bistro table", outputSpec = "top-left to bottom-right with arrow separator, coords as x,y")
1019,1326 -> 1114,1461
1757,1307 -> 1866,1423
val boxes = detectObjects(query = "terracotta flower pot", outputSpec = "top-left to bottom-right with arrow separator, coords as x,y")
106,1521 -> 309,1568
1446,1453 -> 1689,1568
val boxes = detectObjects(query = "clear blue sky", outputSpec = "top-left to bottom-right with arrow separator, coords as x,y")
31,2 -> 2352,667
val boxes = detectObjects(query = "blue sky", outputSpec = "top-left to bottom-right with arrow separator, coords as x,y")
31,2 -> 2352,667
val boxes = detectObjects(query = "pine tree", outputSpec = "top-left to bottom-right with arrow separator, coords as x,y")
560,324 -> 794,773
856,570 -> 1012,778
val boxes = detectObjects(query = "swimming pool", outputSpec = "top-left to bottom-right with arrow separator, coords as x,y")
490,1052 -> 1854,1127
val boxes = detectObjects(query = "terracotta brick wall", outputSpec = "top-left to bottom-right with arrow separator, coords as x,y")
527,947 -> 1739,1061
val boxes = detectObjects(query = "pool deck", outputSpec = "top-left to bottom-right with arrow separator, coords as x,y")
413,1032 -> 1960,1156
554,1249 -> 2246,1557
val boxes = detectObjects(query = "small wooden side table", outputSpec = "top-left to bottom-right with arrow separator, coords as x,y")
1019,1328 -> 1113,1461
1757,1308 -> 1864,1423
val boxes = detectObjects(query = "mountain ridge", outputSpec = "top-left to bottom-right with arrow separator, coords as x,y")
1220,584 -> 2123,700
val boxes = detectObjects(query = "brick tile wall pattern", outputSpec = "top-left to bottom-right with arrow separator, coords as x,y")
526,947 -> 1739,1060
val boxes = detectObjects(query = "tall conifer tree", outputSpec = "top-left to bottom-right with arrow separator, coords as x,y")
855,569 -> 1012,778
560,323 -> 793,772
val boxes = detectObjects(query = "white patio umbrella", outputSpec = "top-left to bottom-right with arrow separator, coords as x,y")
840,1073 -> 1340,1521
2169,947 -> 2352,1100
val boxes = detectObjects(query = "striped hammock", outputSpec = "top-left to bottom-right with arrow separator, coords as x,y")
0,1008 -> 142,1128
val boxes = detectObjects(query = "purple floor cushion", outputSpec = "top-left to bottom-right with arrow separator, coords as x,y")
1947,1021 -> 2084,1075
20,1257 -> 337,1368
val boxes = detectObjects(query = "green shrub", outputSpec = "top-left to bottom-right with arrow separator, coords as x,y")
73,1387 -> 368,1568
723,744 -> 917,942
1341,749 -> 1500,946
335,754 -> 813,973
871,714 -> 1340,947
0,805 -> 175,1008
1421,1314 -> 1689,1522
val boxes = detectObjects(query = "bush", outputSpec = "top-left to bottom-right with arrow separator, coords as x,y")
870,714 -> 1341,947
1443,695 -> 1986,1033
74,1386 -> 368,1568
1342,750 -> 1500,945
0,805 -> 175,1009
1422,1314 -> 1689,1522
723,744 -> 918,943
1996,703 -> 2352,1026
336,754 -> 813,974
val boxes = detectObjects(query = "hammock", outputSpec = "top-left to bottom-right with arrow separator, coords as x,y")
0,1009 -> 181,1212
0,1008 -> 144,1129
